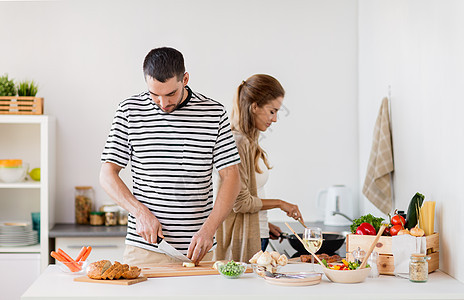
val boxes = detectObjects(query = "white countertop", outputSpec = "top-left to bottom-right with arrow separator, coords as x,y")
22,264 -> 464,300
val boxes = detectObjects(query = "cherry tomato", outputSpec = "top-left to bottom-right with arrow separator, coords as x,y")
389,224 -> 403,236
391,215 -> 406,226
383,226 -> 391,236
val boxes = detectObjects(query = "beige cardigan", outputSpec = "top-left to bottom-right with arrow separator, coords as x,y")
214,132 -> 263,262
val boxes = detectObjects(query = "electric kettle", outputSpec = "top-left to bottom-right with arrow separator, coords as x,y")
317,185 -> 354,226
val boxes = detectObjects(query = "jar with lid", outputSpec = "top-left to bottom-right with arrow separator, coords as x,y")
352,247 -> 366,265
101,204 -> 119,226
75,186 -> 94,224
409,253 -> 430,282
118,207 -> 128,226
90,211 -> 105,226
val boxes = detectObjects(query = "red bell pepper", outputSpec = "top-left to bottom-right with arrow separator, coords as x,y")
355,222 -> 376,235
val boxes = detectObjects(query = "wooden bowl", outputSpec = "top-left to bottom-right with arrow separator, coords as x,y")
323,267 -> 371,283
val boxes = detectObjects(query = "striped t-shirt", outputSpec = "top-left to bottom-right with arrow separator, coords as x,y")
101,86 -> 240,255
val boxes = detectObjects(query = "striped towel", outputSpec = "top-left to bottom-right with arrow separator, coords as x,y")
362,97 -> 394,214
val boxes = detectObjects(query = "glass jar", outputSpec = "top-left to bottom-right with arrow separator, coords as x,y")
352,247 -> 366,264
101,204 -> 119,226
368,251 -> 379,278
75,186 -> 94,224
409,253 -> 430,282
118,207 -> 128,225
90,211 -> 105,226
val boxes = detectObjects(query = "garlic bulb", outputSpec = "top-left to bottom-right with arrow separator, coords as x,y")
277,254 -> 288,266
249,250 -> 263,264
257,251 -> 272,265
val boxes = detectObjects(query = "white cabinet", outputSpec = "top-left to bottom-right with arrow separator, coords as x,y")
56,237 -> 126,263
0,115 -> 55,271
0,253 -> 40,300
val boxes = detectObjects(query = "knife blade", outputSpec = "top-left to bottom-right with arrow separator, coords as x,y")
156,237 -> 192,262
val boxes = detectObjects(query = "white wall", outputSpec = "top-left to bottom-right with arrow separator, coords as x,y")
0,1 -> 359,223
358,0 -> 464,281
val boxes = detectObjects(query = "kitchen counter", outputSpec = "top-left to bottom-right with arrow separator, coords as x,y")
22,264 -> 464,300
49,223 -> 127,237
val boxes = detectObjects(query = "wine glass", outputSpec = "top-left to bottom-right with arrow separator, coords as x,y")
303,227 -> 323,272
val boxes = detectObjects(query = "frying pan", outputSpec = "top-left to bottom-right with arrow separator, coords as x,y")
280,232 -> 345,255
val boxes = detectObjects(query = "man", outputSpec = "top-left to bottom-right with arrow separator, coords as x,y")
100,47 -> 241,265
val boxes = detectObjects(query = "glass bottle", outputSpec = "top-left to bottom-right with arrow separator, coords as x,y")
368,251 -> 379,278
409,253 -> 430,282
75,186 -> 94,224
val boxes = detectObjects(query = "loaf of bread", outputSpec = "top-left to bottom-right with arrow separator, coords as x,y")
87,260 -> 141,280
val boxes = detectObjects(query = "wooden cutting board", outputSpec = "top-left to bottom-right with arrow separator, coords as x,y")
74,276 -> 147,285
141,261 -> 252,278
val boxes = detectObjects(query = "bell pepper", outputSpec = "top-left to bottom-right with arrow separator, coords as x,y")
355,222 -> 376,235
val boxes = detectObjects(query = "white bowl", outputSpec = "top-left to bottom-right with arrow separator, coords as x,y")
0,164 -> 28,183
323,267 -> 371,283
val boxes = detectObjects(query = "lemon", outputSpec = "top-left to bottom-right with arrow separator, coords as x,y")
29,168 -> 40,181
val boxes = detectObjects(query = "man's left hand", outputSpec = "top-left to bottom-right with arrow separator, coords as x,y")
187,228 -> 214,265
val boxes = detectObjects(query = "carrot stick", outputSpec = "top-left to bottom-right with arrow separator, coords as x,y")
81,246 -> 92,261
51,251 -> 80,272
57,248 -> 81,272
75,246 -> 87,262
50,251 -> 67,263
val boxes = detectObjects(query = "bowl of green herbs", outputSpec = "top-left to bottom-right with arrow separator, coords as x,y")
217,260 -> 247,279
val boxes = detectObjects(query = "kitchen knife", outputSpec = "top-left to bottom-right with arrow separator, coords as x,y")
156,237 -> 192,263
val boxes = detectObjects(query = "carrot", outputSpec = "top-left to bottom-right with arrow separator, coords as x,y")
75,246 -> 87,262
57,248 -> 81,272
81,246 -> 92,261
50,251 -> 67,263
51,251 -> 80,272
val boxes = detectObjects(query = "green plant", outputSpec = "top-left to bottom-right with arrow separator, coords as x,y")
17,80 -> 38,96
0,74 -> 17,96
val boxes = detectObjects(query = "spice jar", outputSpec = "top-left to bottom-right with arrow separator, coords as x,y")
75,186 -> 94,224
90,212 -> 105,226
409,253 -> 430,282
101,205 -> 119,226
118,207 -> 128,225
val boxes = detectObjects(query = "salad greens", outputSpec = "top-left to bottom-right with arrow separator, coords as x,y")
350,214 -> 384,234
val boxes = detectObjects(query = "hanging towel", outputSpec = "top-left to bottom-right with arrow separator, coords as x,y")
362,97 -> 394,214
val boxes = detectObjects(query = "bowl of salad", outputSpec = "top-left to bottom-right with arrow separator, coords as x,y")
322,259 -> 371,283
217,261 -> 247,279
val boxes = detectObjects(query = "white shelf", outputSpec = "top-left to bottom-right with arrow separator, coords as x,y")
0,182 -> 41,189
0,244 -> 41,253
0,115 -> 55,271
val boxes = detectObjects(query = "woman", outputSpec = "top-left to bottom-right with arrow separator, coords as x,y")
214,74 -> 303,262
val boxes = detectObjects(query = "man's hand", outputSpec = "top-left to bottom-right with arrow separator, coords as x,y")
187,228 -> 214,265
135,210 -> 163,244
268,222 -> 282,241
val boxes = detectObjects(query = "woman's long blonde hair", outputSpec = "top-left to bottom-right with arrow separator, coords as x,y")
231,74 -> 285,173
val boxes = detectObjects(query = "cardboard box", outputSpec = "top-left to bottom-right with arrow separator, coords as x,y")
346,232 -> 439,275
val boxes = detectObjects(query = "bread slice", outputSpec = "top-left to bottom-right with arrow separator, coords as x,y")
87,260 -> 111,280
122,266 -> 141,279
108,262 -> 123,280
101,262 -> 117,279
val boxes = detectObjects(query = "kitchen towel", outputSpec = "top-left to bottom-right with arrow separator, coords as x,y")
362,97 -> 394,214
392,235 -> 426,275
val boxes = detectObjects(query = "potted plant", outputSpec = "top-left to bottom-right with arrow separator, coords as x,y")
0,75 -> 43,115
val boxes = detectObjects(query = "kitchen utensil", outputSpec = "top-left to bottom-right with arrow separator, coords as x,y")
263,272 -> 322,286
281,232 -> 345,255
360,224 -> 387,269
74,275 -> 147,285
285,222 -> 326,268
0,161 -> 28,183
141,261 -> 253,278
156,236 -> 192,262
317,185 -> 354,226
298,218 -> 307,228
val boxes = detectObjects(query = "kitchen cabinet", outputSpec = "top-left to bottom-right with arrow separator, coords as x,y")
0,253 -> 40,300
0,115 -> 55,271
56,237 -> 126,262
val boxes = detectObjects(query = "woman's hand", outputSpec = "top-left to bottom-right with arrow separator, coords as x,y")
268,222 -> 282,240
280,201 -> 302,221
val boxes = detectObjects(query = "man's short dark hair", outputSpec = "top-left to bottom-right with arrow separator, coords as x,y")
143,47 -> 185,83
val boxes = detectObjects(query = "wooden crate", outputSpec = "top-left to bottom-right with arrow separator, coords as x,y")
346,232 -> 439,275
0,96 -> 44,115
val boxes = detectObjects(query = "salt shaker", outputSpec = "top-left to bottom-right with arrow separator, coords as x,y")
368,251 -> 379,278
352,247 -> 366,264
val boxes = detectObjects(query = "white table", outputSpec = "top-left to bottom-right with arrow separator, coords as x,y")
22,264 -> 464,300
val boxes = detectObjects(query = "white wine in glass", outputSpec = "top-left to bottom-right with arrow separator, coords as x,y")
303,227 -> 322,272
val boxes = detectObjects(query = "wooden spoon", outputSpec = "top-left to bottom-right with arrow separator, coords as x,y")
285,222 -> 327,268
298,218 -> 307,228
359,224 -> 387,269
